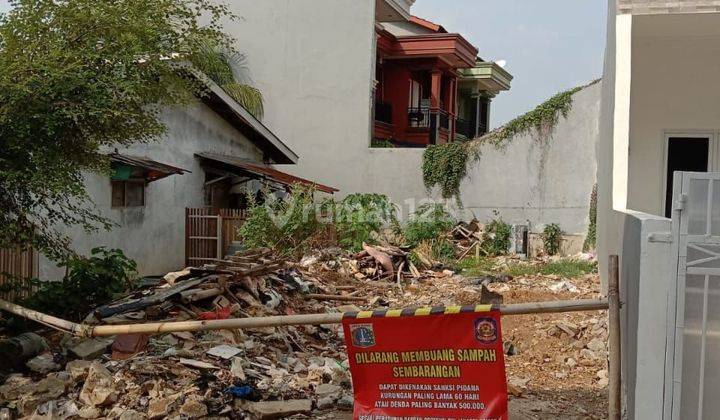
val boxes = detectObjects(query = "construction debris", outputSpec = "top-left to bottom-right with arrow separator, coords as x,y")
0,247 -> 608,418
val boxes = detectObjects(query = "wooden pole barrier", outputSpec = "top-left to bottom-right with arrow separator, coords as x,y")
0,299 -> 89,336
0,297 -> 609,337
608,255 -> 622,420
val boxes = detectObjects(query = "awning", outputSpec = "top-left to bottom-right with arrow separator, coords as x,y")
109,153 -> 190,182
195,152 -> 338,194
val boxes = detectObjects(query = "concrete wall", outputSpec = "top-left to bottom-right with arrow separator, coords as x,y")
628,13 -> 720,215
618,0 -> 720,14
460,82 -> 601,236
618,210 -> 673,419
222,1 -> 598,239
361,82 -> 601,239
38,102 -> 265,280
598,0 -> 626,289
221,0 -> 377,196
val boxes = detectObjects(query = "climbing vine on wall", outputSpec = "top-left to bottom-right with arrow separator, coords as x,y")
485,79 -> 600,146
583,184 -> 598,252
422,142 -> 479,203
421,80 -> 600,203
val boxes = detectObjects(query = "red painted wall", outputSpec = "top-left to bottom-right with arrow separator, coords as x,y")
383,63 -> 411,141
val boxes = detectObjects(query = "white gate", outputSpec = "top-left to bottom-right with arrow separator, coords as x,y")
666,172 -> 720,419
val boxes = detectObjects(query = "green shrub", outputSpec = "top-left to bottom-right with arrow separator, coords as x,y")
23,247 -> 137,321
334,193 -> 398,252
543,223 -> 562,256
403,203 -> 456,247
370,139 -> 394,148
239,186 -> 322,255
482,215 -> 511,256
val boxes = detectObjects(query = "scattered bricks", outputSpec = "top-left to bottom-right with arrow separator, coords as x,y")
179,399 -> 208,418
79,362 -> 118,407
70,338 -> 114,360
237,399 -> 312,419
16,377 -> 66,416
66,359 -> 93,381
118,410 -> 147,420
147,397 -> 178,419
26,353 -> 61,374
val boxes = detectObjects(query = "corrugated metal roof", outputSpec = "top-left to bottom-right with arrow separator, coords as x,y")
109,153 -> 190,182
195,152 -> 338,194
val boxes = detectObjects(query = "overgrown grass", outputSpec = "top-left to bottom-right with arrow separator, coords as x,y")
455,256 -> 496,277
458,257 -> 596,279
540,260 -> 597,277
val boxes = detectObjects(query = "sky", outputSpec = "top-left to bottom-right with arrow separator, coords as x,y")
412,0 -> 608,127
0,0 -> 608,128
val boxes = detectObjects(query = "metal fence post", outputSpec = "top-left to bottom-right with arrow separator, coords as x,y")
609,254 -> 621,420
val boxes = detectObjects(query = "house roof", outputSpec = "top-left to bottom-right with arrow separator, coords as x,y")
409,15 -> 447,33
109,153 -> 190,182
189,71 -> 299,165
195,152 -> 338,194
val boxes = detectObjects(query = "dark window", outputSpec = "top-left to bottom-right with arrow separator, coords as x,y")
665,137 -> 709,217
111,180 -> 145,207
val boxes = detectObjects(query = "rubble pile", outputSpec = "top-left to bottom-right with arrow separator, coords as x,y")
450,219 -> 484,259
0,247 -> 608,419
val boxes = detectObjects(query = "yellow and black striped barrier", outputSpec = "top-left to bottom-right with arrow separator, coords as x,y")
343,304 -> 496,319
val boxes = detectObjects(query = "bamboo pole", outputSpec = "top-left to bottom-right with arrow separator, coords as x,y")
304,293 -> 368,302
0,299 -> 89,336
0,297 -> 609,338
608,255 -> 622,420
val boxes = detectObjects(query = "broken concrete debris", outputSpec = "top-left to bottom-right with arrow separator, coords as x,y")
0,246 -> 607,417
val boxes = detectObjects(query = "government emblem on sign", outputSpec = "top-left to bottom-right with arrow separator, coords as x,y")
474,317 -> 498,344
350,324 -> 376,348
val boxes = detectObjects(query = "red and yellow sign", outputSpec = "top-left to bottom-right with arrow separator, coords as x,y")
342,305 -> 507,420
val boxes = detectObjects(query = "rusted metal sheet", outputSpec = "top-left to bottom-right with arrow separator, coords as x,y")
195,152 -> 338,194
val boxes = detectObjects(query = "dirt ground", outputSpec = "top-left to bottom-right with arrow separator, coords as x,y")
312,264 -> 609,419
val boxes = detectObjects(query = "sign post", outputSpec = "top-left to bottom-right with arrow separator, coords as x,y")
342,305 -> 508,420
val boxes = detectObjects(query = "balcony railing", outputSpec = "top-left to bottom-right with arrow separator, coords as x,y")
407,107 -> 451,130
375,101 -> 393,125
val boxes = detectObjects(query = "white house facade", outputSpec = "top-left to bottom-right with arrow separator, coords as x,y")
598,1 -> 720,418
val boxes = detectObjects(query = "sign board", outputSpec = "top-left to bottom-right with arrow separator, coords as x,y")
342,305 -> 508,420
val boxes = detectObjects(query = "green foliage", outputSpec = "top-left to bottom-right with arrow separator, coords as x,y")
370,139 -> 395,148
541,259 -> 597,278
459,256 -> 596,279
239,187 -> 322,256
422,142 -> 478,203
482,215 -> 511,256
456,256 -> 496,277
0,0 -> 236,261
543,223 -> 562,256
334,194 -> 398,252
23,248 -> 138,321
403,203 -> 455,247
583,184 -> 598,252
409,238 -> 455,268
192,40 -> 263,119
486,86 -> 582,145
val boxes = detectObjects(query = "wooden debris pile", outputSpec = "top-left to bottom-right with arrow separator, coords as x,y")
90,248 -> 325,326
451,219 -> 485,259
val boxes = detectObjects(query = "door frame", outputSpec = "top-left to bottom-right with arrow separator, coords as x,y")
661,130 -> 717,217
